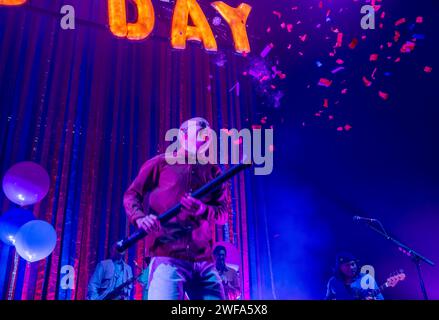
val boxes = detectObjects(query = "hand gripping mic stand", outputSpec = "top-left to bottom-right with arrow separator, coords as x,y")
117,162 -> 251,253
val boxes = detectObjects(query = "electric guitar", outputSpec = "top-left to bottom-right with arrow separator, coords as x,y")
359,270 -> 406,300
94,275 -> 140,301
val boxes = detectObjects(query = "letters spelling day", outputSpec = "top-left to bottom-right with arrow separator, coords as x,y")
0,0 -> 252,54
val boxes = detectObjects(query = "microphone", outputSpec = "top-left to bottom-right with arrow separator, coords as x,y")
353,216 -> 377,222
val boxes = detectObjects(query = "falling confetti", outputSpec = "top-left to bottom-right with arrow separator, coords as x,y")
395,18 -> 407,26
244,0 -> 432,130
378,91 -> 390,100
260,43 -> 274,58
424,66 -> 433,73
318,78 -> 332,87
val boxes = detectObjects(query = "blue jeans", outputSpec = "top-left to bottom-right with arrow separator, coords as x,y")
147,257 -> 225,300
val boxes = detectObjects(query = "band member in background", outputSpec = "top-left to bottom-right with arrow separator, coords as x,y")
213,245 -> 241,300
123,117 -> 231,300
325,252 -> 384,300
137,257 -> 152,300
87,243 -> 133,300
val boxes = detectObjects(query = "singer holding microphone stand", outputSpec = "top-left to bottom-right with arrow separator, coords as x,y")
123,118 -> 231,300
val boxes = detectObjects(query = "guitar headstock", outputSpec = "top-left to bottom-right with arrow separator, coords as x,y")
385,270 -> 406,288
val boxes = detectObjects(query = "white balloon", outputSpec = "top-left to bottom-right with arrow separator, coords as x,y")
15,220 -> 57,262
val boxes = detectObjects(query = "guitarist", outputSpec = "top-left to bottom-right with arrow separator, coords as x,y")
325,252 -> 384,300
123,117 -> 231,300
87,244 -> 133,300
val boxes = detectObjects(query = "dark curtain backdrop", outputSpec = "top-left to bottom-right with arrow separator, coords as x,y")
4,0 -> 438,302
0,0 -> 266,300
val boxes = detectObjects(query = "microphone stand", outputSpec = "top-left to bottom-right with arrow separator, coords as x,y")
360,219 -> 434,300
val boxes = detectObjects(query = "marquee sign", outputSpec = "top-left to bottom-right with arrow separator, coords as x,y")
0,0 -> 252,54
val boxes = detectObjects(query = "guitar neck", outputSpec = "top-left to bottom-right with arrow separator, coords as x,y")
379,282 -> 388,292
104,276 -> 137,300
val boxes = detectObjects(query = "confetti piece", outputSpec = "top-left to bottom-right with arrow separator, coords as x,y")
299,34 -> 308,42
378,91 -> 389,100
394,31 -> 401,42
416,16 -> 424,24
371,68 -> 377,80
272,11 -> 282,19
287,24 -> 293,32
260,43 -> 274,58
318,78 -> 333,87
323,99 -> 329,108
334,32 -> 343,48
344,124 -> 352,131
336,59 -> 344,65
362,76 -> 373,87
400,41 -> 416,53
341,88 -> 348,94
395,18 -> 406,26
370,54 -> 379,61
424,66 -> 433,73
260,75 -> 270,82
316,61 -> 323,67
331,67 -> 345,74
348,38 -> 358,49
336,127 -> 344,132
